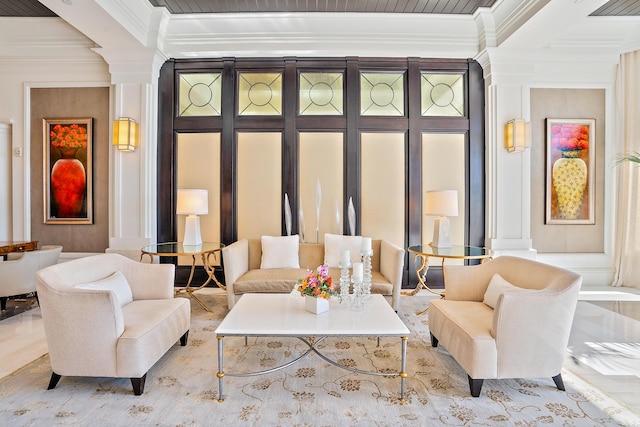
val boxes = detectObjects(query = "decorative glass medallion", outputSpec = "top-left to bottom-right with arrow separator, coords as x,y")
178,73 -> 221,117
360,72 -> 404,116
299,72 -> 344,115
238,72 -> 283,116
421,73 -> 464,117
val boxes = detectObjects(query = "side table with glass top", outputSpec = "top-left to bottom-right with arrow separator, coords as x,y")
140,242 -> 225,312
405,244 -> 493,315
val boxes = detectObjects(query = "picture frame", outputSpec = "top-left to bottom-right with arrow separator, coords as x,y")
545,118 -> 595,225
43,118 -> 93,224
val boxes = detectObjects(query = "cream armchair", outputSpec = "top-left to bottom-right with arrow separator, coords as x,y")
35,253 -> 190,395
0,245 -> 62,311
428,256 -> 582,397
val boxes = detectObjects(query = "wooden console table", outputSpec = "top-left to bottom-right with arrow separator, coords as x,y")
0,240 -> 38,259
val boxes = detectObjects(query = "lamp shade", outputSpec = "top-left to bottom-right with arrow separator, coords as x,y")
177,189 -> 208,215
425,190 -> 458,217
113,117 -> 138,152
504,119 -> 531,153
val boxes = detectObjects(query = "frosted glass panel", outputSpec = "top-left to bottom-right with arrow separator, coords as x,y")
178,73 -> 221,117
238,132 -> 282,239
299,133 -> 343,243
422,133 -> 466,265
360,72 -> 404,116
177,133 -> 221,265
361,133 -> 405,249
421,73 -> 464,117
299,72 -> 344,115
238,73 -> 283,116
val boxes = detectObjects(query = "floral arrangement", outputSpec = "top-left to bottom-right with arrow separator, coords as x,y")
551,124 -> 589,152
50,123 -> 88,150
297,264 -> 338,299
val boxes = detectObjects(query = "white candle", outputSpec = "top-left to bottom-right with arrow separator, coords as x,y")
361,237 -> 372,254
352,262 -> 363,281
341,249 -> 350,265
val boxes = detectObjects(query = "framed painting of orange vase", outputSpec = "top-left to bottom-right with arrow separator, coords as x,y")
545,118 -> 595,225
43,118 -> 93,224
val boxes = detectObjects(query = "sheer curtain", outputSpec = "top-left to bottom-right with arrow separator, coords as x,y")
612,50 -> 640,288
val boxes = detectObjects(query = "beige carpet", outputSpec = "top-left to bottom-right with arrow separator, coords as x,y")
0,292 -> 639,426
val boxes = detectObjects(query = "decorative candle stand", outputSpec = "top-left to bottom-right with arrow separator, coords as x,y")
361,248 -> 373,302
350,275 -> 364,311
339,259 -> 352,302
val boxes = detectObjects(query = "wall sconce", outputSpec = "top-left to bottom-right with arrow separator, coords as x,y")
425,190 -> 458,248
504,119 -> 530,153
177,189 -> 208,247
113,117 -> 138,152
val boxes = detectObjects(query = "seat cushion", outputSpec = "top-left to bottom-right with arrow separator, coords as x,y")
117,298 -> 190,378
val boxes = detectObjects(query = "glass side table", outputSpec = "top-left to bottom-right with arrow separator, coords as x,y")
405,244 -> 493,315
140,242 -> 225,312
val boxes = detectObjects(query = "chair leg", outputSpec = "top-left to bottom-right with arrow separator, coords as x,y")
131,374 -> 147,396
180,330 -> 189,346
468,376 -> 483,397
47,372 -> 61,390
430,332 -> 439,348
552,373 -> 565,391
34,292 -> 40,307
0,297 -> 7,311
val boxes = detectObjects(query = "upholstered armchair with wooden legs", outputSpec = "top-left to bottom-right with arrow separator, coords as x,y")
428,256 -> 582,397
35,253 -> 190,395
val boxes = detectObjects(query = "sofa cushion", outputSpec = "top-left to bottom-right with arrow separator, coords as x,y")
324,234 -> 363,267
75,271 -> 133,307
234,268 -> 308,294
260,235 -> 300,269
483,273 -> 528,309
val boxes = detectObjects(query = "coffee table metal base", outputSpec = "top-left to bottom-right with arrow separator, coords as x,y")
216,334 -> 408,402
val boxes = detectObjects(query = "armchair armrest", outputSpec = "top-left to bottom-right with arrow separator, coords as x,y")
120,261 -> 176,300
380,239 -> 404,311
222,239 -> 250,308
443,262 -> 496,301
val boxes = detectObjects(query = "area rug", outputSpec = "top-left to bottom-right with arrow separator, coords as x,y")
0,292 -> 638,427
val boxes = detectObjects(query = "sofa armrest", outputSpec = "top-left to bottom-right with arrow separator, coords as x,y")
222,239 -> 250,308
380,240 -> 404,311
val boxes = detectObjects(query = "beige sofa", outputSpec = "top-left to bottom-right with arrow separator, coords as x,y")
222,238 -> 405,311
35,253 -> 191,395
428,256 -> 582,397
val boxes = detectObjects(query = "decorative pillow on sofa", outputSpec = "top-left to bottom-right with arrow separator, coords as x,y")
260,235 -> 300,269
75,271 -> 133,307
324,233 -> 363,267
482,273 -> 529,309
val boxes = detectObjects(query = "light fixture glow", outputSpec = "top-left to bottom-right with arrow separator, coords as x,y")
425,190 -> 458,248
505,119 -> 531,153
113,117 -> 138,152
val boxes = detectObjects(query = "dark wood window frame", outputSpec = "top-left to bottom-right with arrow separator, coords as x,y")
157,57 -> 485,288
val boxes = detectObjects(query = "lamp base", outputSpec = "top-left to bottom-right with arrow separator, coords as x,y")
431,216 -> 452,248
183,215 -> 202,246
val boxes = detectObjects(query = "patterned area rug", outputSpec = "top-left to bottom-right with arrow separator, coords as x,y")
0,292 -> 639,426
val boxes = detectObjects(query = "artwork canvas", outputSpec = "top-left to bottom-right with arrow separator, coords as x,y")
43,118 -> 93,224
545,118 -> 595,225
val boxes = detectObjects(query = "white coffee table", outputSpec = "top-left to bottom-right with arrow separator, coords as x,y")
215,293 -> 410,402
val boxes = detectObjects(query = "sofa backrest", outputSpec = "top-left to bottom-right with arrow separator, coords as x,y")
246,238 -> 382,270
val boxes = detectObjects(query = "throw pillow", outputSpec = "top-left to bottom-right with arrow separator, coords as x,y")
75,271 -> 133,307
324,233 -> 363,267
260,235 -> 300,269
482,273 -> 528,309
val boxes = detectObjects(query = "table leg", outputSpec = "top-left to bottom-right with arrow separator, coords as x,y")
400,336 -> 408,402
401,253 -> 430,296
175,254 -> 216,312
217,336 -> 225,402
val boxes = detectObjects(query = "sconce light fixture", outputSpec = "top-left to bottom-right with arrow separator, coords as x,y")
177,189 -> 208,247
113,117 -> 138,152
425,190 -> 458,248
504,119 -> 531,153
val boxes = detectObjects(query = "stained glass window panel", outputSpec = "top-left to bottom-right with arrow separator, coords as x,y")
178,73 -> 221,117
238,72 -> 283,116
299,72 -> 344,115
360,72 -> 404,116
421,73 -> 464,117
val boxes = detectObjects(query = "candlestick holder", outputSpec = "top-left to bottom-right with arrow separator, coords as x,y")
350,276 -> 364,311
338,260 -> 352,302
361,248 -> 373,301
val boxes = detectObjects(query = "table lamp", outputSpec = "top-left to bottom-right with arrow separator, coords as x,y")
177,189 -> 208,246
425,190 -> 458,248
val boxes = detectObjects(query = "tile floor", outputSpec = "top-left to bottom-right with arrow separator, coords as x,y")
0,287 -> 639,415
